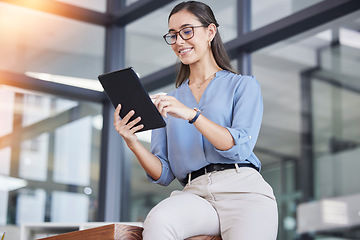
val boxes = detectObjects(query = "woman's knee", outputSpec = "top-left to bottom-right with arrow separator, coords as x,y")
142,198 -> 184,239
143,192 -> 220,239
143,202 -> 173,229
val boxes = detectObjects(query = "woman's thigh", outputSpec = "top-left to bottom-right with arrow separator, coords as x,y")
214,192 -> 278,240
210,168 -> 278,240
143,191 -> 220,240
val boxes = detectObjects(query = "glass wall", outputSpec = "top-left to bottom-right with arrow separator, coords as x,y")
253,10 -> 360,239
55,0 -> 106,12
313,21 -> 360,201
0,86 -> 103,225
251,0 -> 325,30
0,1 -> 104,228
313,78 -> 360,198
0,2 -> 105,80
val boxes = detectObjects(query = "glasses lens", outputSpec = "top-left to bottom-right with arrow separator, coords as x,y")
164,33 -> 176,45
179,27 -> 194,40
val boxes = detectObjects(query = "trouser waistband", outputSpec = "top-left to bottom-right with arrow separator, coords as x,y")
186,163 -> 259,182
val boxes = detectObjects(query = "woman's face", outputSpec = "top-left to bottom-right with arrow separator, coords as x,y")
168,10 -> 213,66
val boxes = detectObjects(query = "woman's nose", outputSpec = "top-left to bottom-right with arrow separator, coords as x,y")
176,35 -> 185,45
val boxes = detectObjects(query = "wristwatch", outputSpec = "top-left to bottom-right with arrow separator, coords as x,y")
188,108 -> 201,124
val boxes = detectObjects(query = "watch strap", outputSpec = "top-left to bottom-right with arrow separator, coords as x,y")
188,108 -> 201,124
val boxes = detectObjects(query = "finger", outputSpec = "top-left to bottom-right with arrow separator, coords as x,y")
153,98 -> 161,108
160,105 -> 169,118
157,101 -> 169,117
153,95 -> 167,108
114,105 -> 123,127
114,104 -> 121,119
122,110 -> 135,124
130,124 -> 144,134
127,116 -> 142,129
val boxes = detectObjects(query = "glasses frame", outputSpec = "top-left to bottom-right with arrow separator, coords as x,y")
163,25 -> 206,45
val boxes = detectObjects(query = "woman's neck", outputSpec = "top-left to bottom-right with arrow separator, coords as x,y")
188,56 -> 222,84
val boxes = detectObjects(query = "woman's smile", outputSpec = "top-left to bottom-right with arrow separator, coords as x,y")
178,47 -> 194,56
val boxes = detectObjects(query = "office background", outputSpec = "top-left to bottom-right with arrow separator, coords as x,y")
0,0 -> 359,239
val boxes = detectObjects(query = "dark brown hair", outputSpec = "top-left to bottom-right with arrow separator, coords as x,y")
168,1 -> 235,88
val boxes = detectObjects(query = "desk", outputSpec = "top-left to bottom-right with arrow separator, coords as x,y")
36,224 -> 142,240
35,223 -> 222,240
21,222 -> 143,240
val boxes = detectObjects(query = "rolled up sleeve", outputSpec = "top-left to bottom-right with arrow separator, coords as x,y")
148,126 -> 175,186
216,76 -> 263,161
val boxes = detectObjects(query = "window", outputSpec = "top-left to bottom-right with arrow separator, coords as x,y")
0,86 -> 102,224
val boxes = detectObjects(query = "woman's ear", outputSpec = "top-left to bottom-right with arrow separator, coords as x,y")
207,23 -> 217,42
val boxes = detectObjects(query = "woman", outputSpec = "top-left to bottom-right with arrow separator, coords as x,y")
114,1 -> 278,239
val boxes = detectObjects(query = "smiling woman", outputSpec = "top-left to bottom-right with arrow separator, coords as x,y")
0,0 -> 359,239
113,1 -> 278,239
165,4 -> 234,88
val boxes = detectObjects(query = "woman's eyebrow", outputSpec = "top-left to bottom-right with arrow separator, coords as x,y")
168,24 -> 192,32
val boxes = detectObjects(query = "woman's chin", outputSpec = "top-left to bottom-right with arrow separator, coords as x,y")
179,58 -> 195,66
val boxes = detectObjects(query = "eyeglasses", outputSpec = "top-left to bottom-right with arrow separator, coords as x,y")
163,25 -> 205,45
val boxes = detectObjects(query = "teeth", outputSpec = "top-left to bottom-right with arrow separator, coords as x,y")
180,48 -> 192,53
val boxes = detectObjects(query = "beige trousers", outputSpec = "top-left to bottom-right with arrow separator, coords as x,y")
143,167 -> 278,240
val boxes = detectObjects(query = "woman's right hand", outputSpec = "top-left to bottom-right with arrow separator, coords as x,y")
113,104 -> 144,147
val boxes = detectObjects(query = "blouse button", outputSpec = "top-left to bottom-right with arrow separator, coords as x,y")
249,136 -> 252,139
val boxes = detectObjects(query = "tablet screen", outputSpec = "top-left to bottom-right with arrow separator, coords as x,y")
98,67 -> 166,132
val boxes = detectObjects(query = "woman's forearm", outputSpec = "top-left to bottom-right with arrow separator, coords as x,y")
151,95 -> 234,151
128,140 -> 163,181
113,104 -> 162,180
193,114 -> 234,151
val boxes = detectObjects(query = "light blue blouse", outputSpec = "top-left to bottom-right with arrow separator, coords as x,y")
149,70 -> 263,186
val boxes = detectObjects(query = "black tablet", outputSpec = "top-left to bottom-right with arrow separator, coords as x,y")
98,67 -> 166,132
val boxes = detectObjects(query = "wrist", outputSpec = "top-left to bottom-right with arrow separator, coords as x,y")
188,108 -> 197,121
188,108 -> 201,124
127,139 -> 141,150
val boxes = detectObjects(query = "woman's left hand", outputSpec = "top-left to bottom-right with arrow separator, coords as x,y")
150,95 -> 196,121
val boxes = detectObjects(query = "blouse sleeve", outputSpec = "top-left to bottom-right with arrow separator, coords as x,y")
215,76 -> 263,161
147,126 -> 175,186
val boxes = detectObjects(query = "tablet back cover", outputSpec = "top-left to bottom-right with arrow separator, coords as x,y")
98,68 -> 166,132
